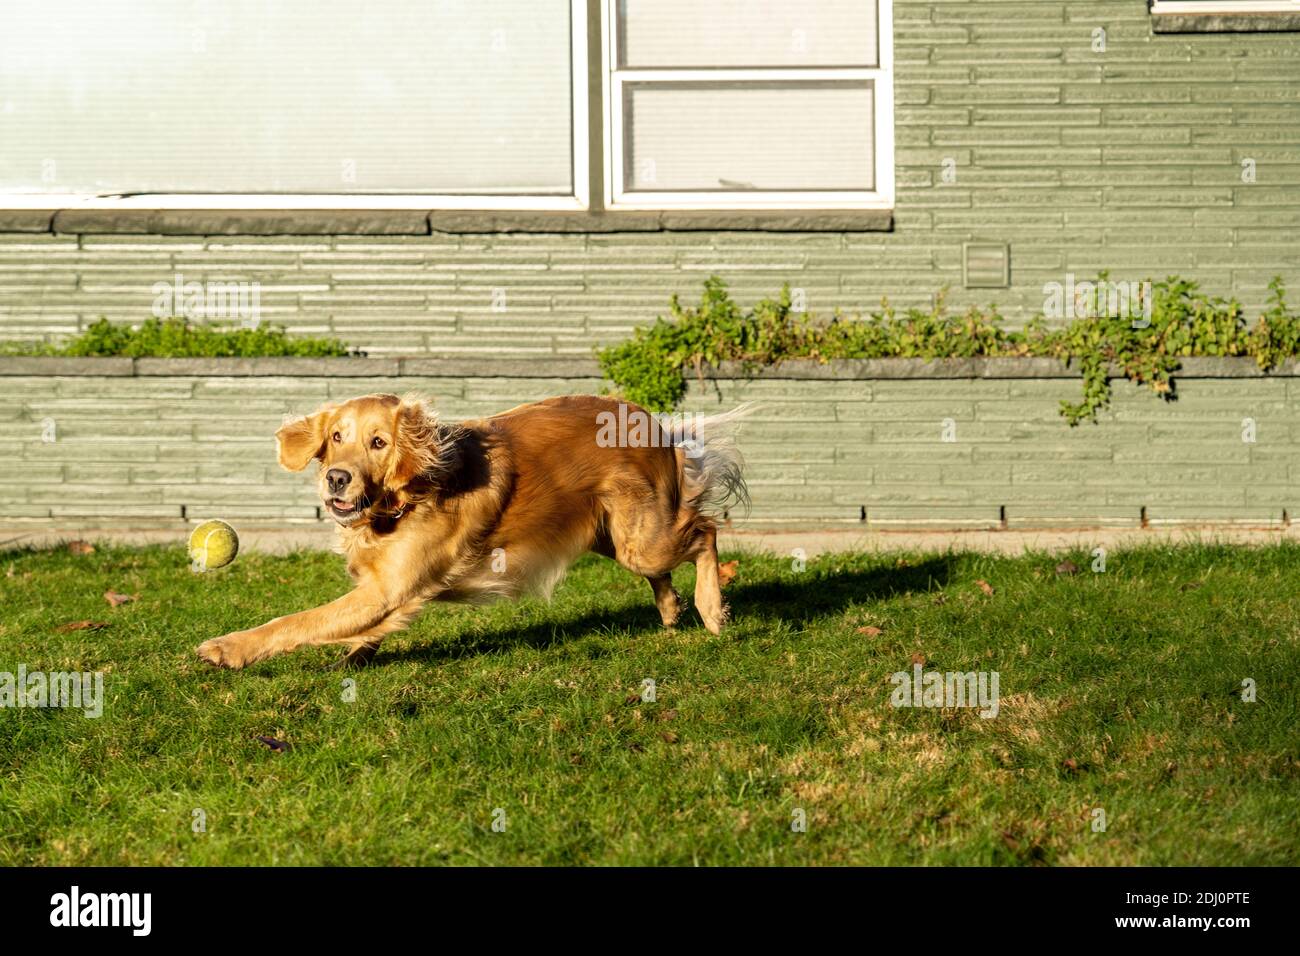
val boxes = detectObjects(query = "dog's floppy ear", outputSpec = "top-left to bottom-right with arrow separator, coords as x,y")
275,405 -> 333,472
387,396 -> 442,489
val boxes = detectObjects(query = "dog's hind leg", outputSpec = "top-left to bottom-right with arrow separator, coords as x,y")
647,574 -> 682,628
594,517 -> 682,628
690,524 -> 727,635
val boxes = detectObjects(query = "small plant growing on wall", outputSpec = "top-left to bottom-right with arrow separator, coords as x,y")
598,275 -> 1300,425
2,317 -> 352,359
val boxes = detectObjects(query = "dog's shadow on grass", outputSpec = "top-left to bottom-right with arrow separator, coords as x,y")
377,555 -> 955,667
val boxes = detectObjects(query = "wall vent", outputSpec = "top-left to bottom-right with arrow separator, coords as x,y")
963,242 -> 1010,289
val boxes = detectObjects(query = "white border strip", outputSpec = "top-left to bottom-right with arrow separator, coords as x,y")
1151,1 -> 1300,14
2,195 -> 588,212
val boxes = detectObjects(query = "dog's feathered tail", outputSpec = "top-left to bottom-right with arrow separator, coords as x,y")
661,404 -> 754,518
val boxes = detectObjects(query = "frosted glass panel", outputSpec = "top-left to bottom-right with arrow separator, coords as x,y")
624,83 -> 874,192
618,0 -> 878,68
0,0 -> 573,195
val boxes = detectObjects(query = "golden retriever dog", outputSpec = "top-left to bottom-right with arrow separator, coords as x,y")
196,394 -> 748,669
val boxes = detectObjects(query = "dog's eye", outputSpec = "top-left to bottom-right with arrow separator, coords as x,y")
332,431 -> 342,443
371,436 -> 386,450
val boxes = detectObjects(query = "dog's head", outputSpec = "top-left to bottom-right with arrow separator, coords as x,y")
275,393 -> 446,526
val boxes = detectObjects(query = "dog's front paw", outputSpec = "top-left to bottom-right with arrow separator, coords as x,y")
197,633 -> 253,669
330,641 -> 380,671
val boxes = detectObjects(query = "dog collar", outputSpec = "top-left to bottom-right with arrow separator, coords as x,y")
377,494 -> 406,521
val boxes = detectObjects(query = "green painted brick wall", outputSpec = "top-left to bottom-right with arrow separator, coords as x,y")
1,1 -> 1298,352
2,364 -> 1298,529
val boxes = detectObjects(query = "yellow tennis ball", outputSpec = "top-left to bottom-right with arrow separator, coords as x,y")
189,519 -> 239,572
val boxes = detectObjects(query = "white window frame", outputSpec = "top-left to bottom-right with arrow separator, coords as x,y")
602,0 -> 894,211
1151,1 -> 1300,13
0,0 -> 589,212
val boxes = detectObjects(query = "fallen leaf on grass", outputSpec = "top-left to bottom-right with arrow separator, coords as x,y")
1055,560 -> 1079,576
910,652 -> 927,666
656,709 -> 678,723
975,579 -> 995,596
254,736 -> 292,753
103,590 -> 139,608
659,731 -> 679,744
67,541 -> 95,555
624,691 -> 641,705
1180,581 -> 1202,592
718,560 -> 739,588
857,625 -> 884,637
56,620 -> 109,633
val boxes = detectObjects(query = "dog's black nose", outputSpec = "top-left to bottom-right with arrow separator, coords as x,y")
326,469 -> 351,495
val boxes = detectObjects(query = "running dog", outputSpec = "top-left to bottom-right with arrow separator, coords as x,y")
196,394 -> 748,669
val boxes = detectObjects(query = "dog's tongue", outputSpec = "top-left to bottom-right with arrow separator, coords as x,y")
333,499 -> 354,512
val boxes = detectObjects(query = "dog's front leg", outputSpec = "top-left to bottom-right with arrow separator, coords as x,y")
331,597 -> 431,669
196,585 -> 398,669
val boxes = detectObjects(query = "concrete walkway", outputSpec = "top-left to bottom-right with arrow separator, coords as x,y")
3,523 -> 1299,557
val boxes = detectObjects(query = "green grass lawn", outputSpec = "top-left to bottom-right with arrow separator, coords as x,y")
0,541 -> 1296,866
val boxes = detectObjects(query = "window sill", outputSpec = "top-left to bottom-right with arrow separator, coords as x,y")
0,207 -> 894,236
1152,12 -> 1300,32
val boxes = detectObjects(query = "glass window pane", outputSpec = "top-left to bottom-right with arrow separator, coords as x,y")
0,0 -> 573,195
618,0 -> 878,68
623,82 -> 874,192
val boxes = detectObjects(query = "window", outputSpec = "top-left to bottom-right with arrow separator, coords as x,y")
0,0 -> 588,210
0,0 -> 892,215
604,0 -> 893,210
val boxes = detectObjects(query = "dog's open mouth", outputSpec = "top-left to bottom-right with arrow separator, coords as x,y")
328,497 -> 360,518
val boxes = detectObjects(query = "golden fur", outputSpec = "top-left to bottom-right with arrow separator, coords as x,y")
196,394 -> 746,669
